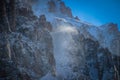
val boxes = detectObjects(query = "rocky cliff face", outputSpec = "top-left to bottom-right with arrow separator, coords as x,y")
0,0 -> 55,80
0,0 -> 120,80
47,0 -> 72,17
45,22 -> 120,80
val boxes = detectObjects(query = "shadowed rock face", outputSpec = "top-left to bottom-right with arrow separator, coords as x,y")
0,0 -> 55,80
48,0 -> 56,12
98,23 -> 120,56
47,0 -> 73,17
60,2 -> 73,17
0,29 -> 55,80
59,33 -> 120,80
83,38 -> 115,80
74,16 -> 80,20
39,15 -> 52,31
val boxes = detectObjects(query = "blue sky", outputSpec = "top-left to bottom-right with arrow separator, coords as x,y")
62,0 -> 120,30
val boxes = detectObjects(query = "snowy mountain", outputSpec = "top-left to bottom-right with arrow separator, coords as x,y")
33,0 -> 120,56
0,0 -> 120,80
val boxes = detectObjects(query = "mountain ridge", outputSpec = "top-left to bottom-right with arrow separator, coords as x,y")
0,0 -> 119,80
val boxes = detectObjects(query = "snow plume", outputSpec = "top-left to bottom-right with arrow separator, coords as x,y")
57,25 -> 78,34
52,24 -> 79,52
55,25 -> 78,34
49,24 -> 80,79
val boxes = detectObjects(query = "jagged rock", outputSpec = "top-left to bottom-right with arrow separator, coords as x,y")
72,37 -> 119,80
44,22 -> 52,31
74,16 -> 80,20
39,15 -> 52,31
7,0 -> 16,31
64,35 -> 119,80
0,0 -> 17,32
97,23 -> 120,56
11,32 -> 55,79
39,15 -> 46,23
17,8 -> 33,17
101,23 -> 119,34
0,0 -> 12,32
48,0 -> 56,12
0,24 -> 55,80
0,1 -> 55,80
16,0 -> 32,10
60,2 -> 73,17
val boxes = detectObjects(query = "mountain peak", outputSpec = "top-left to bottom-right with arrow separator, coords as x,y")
100,23 -> 119,34
32,0 -> 73,18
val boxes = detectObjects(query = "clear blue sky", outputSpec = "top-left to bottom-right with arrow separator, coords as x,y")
62,0 -> 120,30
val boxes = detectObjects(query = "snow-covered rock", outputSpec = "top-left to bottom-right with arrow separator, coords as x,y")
0,0 -> 120,80
0,0 -> 55,80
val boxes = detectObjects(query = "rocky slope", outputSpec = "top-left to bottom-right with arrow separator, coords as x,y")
0,0 -> 120,80
0,0 -> 55,80
43,20 -> 120,80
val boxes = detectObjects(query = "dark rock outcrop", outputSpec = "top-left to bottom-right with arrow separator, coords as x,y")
39,15 -> 52,31
0,0 -> 12,32
60,2 -> 73,17
0,0 -> 55,80
74,16 -> 80,20
48,0 -> 56,12
68,34 -> 120,80
98,23 -> 120,56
